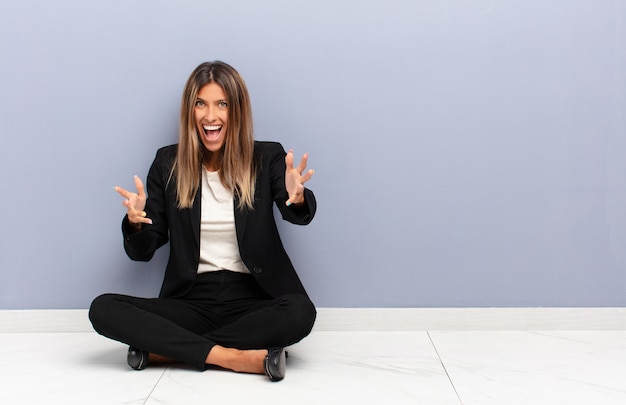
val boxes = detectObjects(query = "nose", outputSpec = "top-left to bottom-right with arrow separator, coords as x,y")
204,105 -> 216,122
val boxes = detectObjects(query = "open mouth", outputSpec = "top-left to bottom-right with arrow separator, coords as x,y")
203,125 -> 222,142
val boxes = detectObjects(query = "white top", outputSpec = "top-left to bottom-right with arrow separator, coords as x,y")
197,168 -> 249,274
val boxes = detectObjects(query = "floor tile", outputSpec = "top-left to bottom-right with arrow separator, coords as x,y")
0,333 -> 163,405
429,331 -> 626,405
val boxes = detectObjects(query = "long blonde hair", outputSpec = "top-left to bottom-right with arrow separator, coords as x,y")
172,61 -> 256,210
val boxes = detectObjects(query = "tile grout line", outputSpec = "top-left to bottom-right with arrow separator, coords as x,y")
143,367 -> 168,405
427,331 -> 464,405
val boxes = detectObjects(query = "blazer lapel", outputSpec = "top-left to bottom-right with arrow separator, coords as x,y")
189,180 -> 202,252
234,196 -> 248,244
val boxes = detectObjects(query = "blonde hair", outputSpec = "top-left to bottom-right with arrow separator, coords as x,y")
172,61 -> 256,210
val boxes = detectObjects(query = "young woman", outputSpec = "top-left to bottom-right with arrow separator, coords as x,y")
89,61 -> 317,382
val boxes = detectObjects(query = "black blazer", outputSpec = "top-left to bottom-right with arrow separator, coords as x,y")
121,141 -> 316,299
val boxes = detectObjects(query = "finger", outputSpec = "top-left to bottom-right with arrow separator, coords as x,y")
285,149 -> 294,171
134,175 -> 146,199
295,153 -> 308,174
129,216 -> 153,226
129,209 -> 153,224
300,169 -> 315,183
114,186 -> 132,199
136,215 -> 153,225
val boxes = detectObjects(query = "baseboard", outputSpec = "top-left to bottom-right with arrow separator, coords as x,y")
311,308 -> 626,331
1,308 -> 625,333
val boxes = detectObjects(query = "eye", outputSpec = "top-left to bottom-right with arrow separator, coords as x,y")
218,101 -> 228,108
194,99 -> 205,107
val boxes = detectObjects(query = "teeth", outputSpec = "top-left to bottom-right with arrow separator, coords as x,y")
204,125 -> 221,131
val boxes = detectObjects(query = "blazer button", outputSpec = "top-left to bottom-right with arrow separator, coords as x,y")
252,266 -> 262,274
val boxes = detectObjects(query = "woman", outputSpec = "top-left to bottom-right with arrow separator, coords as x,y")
89,61 -> 317,382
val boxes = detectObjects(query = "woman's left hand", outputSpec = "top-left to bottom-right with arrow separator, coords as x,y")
285,149 -> 314,206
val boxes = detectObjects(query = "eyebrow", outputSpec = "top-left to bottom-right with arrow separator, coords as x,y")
196,97 -> 228,103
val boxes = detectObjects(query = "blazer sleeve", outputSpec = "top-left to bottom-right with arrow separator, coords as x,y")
265,142 -> 317,225
121,147 -> 172,261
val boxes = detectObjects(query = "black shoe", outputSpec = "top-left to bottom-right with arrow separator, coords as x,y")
264,347 -> 286,382
127,346 -> 149,370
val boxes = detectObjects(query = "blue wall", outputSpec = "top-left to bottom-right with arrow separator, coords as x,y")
1,0 -> 625,308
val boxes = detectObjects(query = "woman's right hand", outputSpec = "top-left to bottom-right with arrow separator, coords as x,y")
114,175 -> 152,229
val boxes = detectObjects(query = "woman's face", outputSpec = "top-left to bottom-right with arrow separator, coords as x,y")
194,82 -> 228,154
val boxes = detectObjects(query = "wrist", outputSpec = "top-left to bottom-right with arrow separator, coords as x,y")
126,218 -> 143,233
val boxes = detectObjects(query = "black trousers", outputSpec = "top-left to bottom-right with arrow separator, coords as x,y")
88,270 -> 316,370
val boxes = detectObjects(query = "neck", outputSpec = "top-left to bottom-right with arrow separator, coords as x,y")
203,152 -> 219,172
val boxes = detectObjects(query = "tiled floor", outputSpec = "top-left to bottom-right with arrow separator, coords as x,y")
2,330 -> 626,404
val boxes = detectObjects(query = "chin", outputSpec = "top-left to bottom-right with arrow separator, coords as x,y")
202,141 -> 225,153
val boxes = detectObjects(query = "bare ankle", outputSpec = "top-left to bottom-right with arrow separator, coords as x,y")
148,353 -> 176,364
206,346 -> 267,374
